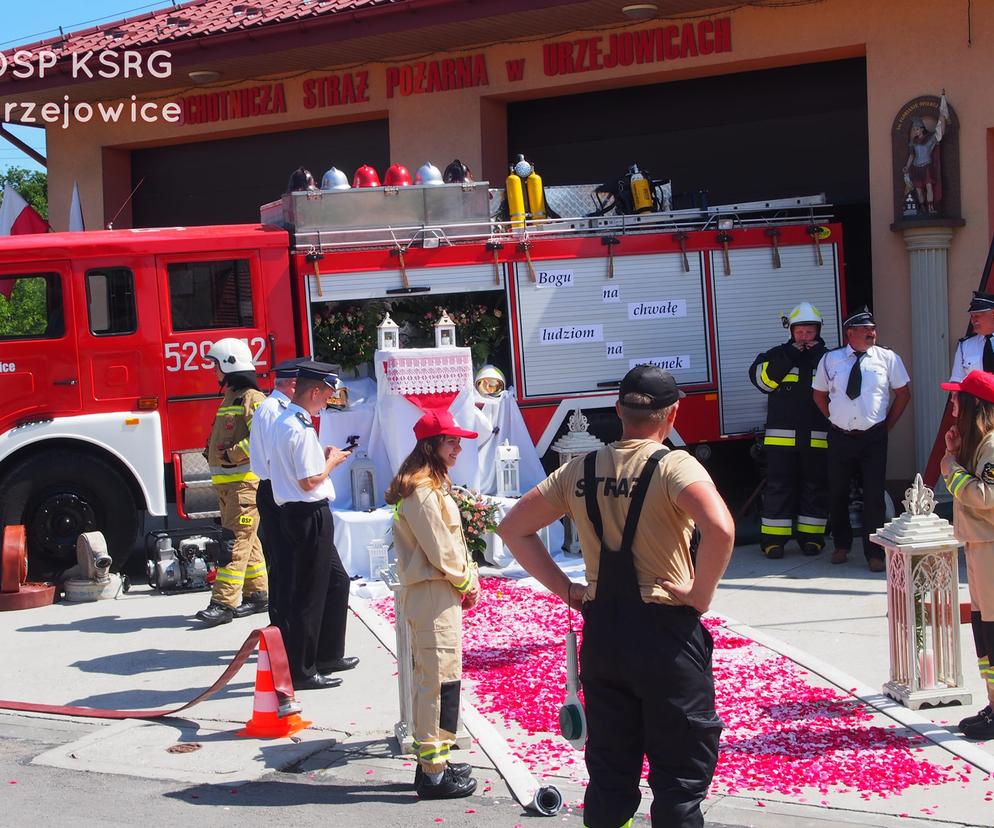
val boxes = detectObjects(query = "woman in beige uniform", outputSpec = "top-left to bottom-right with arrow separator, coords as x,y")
385,408 -> 481,799
940,369 -> 994,740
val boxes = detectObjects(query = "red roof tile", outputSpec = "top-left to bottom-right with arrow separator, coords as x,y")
4,0 -> 408,59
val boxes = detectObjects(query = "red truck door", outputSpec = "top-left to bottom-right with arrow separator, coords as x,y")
0,262 -> 81,431
74,256 -> 160,407
155,249 -> 272,454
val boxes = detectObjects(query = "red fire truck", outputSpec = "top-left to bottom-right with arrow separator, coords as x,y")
0,188 -> 844,575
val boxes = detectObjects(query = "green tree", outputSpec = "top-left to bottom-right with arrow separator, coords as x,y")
0,167 -> 47,220
0,276 -> 49,337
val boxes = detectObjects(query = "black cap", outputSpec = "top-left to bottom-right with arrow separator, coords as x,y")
968,291 -> 994,313
618,365 -> 685,409
296,360 -> 340,387
274,357 -> 309,379
843,305 -> 875,328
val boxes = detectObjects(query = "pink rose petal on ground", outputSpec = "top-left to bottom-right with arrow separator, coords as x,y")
372,579 -> 967,802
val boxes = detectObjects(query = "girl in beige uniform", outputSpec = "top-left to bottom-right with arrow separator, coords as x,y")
940,369 -> 994,740
385,409 -> 481,799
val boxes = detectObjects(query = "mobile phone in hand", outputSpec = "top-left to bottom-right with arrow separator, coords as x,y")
342,434 -> 360,452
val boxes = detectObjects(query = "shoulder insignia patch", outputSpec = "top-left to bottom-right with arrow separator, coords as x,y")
982,463 -> 994,484
295,411 -> 315,429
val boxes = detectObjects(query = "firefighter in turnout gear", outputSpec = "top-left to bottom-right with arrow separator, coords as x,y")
748,302 -> 831,558
196,338 -> 269,626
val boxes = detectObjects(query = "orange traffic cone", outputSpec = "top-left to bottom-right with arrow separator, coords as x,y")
237,634 -> 311,738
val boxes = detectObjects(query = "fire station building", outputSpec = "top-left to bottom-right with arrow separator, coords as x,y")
2,0 -> 992,479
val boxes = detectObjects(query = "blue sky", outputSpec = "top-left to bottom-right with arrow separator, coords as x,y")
1,1 -> 176,173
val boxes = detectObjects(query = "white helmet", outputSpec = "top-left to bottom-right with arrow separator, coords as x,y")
320,167 -> 350,190
205,338 -> 255,374
414,162 -> 443,185
474,365 -> 507,397
784,301 -> 823,328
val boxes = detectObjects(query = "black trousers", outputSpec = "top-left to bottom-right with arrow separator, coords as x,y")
762,449 -> 829,548
279,500 -> 350,680
827,424 -> 887,561
580,600 -> 722,828
257,480 -> 292,636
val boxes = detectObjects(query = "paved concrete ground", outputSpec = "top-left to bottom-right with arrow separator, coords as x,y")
0,540 -> 991,827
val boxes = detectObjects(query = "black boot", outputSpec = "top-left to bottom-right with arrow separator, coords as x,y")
415,765 -> 477,799
196,601 -> 233,627
414,761 -> 472,788
762,544 -> 784,560
961,706 -> 994,740
233,591 -> 269,618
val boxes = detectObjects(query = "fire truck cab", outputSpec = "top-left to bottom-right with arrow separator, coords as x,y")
0,225 -> 296,577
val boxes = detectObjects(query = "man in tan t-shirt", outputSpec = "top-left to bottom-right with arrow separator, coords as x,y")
498,365 -> 734,828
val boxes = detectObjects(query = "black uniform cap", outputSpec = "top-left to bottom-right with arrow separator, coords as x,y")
274,357 -> 310,379
619,365 -> 686,409
843,306 -> 875,328
968,291 -> 994,313
296,360 -> 340,387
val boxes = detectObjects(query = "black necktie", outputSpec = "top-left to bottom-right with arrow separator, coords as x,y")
984,335 -> 994,372
846,352 -> 865,400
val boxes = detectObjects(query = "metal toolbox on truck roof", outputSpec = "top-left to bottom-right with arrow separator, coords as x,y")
260,182 -> 491,239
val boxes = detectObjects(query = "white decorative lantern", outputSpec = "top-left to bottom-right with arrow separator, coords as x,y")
871,475 -> 972,710
551,409 -> 604,555
377,312 -> 400,350
366,537 -> 390,581
495,439 -> 521,498
350,450 -> 377,511
434,309 -> 456,348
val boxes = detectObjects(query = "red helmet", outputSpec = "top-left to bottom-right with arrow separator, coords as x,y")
352,164 -> 381,188
384,164 -> 412,186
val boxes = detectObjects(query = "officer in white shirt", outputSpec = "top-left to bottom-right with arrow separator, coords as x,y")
950,291 -> 994,382
812,307 -> 912,572
270,361 -> 357,690
250,357 -> 307,636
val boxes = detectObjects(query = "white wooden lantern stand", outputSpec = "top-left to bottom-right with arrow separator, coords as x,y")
377,312 -> 400,350
380,564 -> 472,752
496,439 -> 521,498
350,450 -> 377,512
434,310 -> 457,348
870,474 -> 971,710
551,409 -> 605,556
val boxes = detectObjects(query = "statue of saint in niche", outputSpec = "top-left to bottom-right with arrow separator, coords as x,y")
903,93 -> 949,215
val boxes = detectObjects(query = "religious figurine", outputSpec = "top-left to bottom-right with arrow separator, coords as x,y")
903,92 -> 949,215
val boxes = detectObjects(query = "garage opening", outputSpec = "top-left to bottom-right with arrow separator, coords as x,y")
131,119 -> 390,227
508,57 -> 870,310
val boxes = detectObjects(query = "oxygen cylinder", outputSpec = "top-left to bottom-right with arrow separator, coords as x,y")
629,164 -> 653,213
526,169 -> 546,223
506,170 -> 526,230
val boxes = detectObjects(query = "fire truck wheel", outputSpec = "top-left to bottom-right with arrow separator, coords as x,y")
0,452 -> 137,580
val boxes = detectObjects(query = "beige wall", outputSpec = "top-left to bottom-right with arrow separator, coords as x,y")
41,0 -> 994,477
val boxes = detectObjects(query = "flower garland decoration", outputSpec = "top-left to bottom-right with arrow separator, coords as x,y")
450,487 -> 499,565
312,300 -> 385,370
392,292 -> 507,365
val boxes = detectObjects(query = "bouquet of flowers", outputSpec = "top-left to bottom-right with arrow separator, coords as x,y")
312,301 -> 385,371
451,487 -> 500,565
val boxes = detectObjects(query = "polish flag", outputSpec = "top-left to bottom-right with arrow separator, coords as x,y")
0,183 -> 49,236
0,183 -> 49,298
